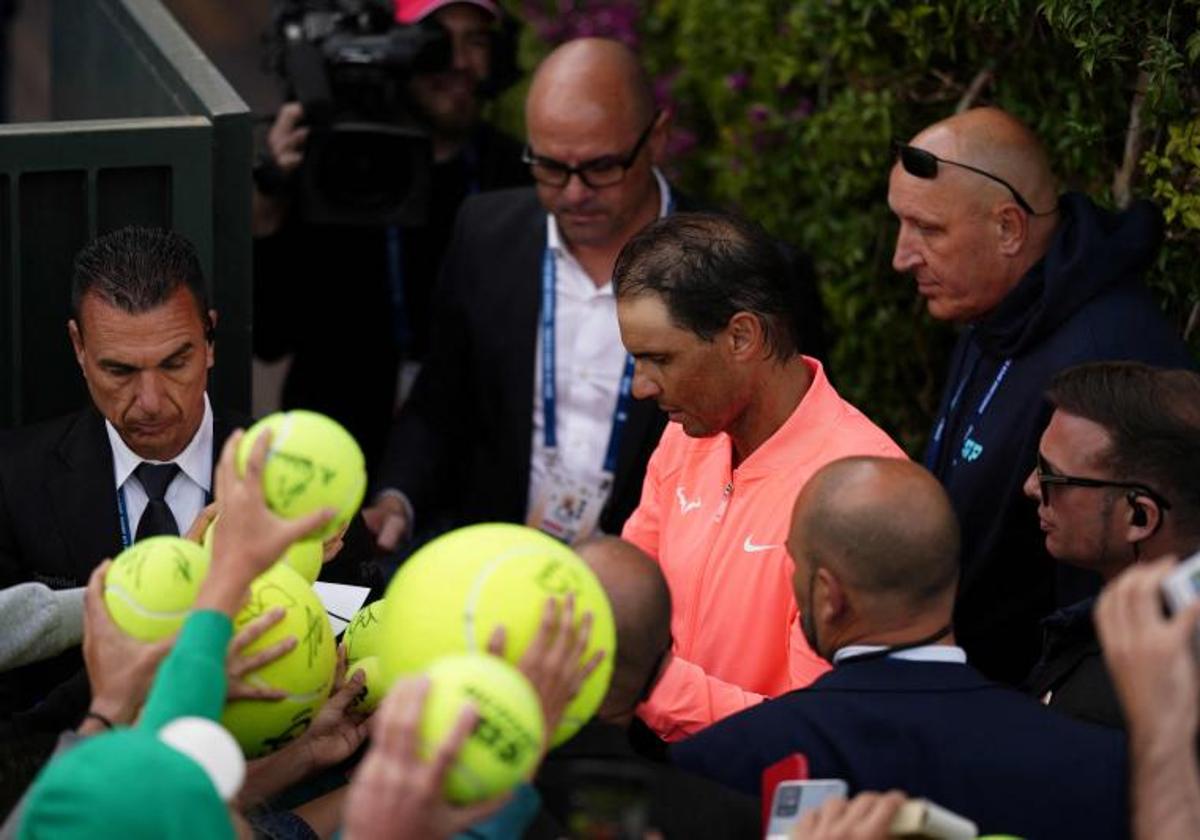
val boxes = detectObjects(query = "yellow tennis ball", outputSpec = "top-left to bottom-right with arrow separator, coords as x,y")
203,518 -> 323,584
343,601 -> 388,662
279,541 -> 322,584
221,563 -> 337,758
420,653 -> 544,804
348,655 -> 386,714
380,523 -> 615,746
103,536 -> 211,641
236,411 -> 366,541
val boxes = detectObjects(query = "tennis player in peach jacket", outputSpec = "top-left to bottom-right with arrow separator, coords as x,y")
614,213 -> 906,741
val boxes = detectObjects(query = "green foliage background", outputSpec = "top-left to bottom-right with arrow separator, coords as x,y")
504,0 -> 1200,453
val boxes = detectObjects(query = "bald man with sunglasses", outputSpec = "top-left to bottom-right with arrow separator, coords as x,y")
887,106 -> 1192,686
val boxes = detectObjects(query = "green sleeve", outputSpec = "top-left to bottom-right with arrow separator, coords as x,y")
138,610 -> 232,732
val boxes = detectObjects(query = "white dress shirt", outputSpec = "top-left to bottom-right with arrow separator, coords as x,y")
105,393 -> 214,544
526,169 -> 672,521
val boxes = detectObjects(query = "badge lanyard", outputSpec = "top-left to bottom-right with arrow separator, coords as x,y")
117,487 -> 132,550
925,348 -> 1012,474
540,248 -> 633,476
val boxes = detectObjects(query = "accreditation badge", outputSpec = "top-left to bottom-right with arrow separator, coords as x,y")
526,455 -> 612,545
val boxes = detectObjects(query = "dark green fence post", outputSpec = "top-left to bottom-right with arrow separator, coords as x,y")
0,0 -> 251,427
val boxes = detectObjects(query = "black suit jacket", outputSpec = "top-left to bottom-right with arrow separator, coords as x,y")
0,406 -> 241,592
0,406 -> 241,722
672,657 -> 1130,839
378,187 -> 690,536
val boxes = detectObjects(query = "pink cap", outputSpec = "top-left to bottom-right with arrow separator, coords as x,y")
393,0 -> 500,24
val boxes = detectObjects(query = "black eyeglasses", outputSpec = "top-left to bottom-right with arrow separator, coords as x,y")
893,141 -> 1051,216
1035,454 -> 1172,510
523,111 -> 660,189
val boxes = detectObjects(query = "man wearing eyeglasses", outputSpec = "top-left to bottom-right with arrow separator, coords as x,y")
362,38 -> 700,549
888,106 -> 1192,686
1020,361 -> 1200,729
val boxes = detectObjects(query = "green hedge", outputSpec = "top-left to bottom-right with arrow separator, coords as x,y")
507,0 -> 1200,452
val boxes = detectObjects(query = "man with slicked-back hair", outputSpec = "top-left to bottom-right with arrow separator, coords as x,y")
673,457 -> 1129,840
0,227 -> 373,737
889,106 -> 1192,685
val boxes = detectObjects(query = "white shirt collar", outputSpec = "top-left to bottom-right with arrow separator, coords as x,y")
832,644 -> 967,665
545,166 -> 673,256
106,393 -> 214,493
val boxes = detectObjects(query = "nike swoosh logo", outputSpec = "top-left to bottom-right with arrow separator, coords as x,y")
743,537 -> 780,553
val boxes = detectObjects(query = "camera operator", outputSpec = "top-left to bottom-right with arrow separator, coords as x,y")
252,0 -> 529,473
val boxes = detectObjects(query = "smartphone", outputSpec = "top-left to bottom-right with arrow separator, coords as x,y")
764,779 -> 849,839
1160,548 -> 1200,652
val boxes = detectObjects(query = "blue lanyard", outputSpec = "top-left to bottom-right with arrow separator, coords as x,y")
926,353 -> 1012,471
117,487 -> 132,549
540,248 -> 634,475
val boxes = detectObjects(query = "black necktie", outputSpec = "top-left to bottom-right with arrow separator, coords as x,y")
134,462 -> 181,540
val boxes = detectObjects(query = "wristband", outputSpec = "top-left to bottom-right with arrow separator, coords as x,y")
82,710 -> 115,730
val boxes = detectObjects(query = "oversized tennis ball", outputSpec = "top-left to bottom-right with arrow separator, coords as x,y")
203,519 -> 323,584
380,523 -> 615,746
348,655 -> 386,714
221,563 -> 337,758
103,536 -> 211,641
420,653 -> 544,804
236,411 -> 366,541
343,601 -> 388,663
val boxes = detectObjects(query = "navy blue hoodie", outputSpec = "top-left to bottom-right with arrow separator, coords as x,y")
923,192 -> 1194,685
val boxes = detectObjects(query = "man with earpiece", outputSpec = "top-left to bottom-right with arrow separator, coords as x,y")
1021,361 -> 1200,729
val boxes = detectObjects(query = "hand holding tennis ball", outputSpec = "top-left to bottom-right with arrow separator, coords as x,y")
487,591 -> 603,750
342,669 -> 529,840
379,523 -> 615,746
83,560 -> 174,729
203,429 -> 335,615
102,536 -> 210,641
236,411 -> 367,542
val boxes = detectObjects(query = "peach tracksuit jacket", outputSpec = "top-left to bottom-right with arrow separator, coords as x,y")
623,358 -> 907,741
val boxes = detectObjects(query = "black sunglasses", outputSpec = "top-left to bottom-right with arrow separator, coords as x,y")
1035,453 -> 1172,511
893,141 -> 1050,216
523,111 -> 660,189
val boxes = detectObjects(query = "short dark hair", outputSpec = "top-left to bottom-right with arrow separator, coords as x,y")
71,227 -> 208,327
612,212 -> 803,360
1048,362 -> 1200,541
